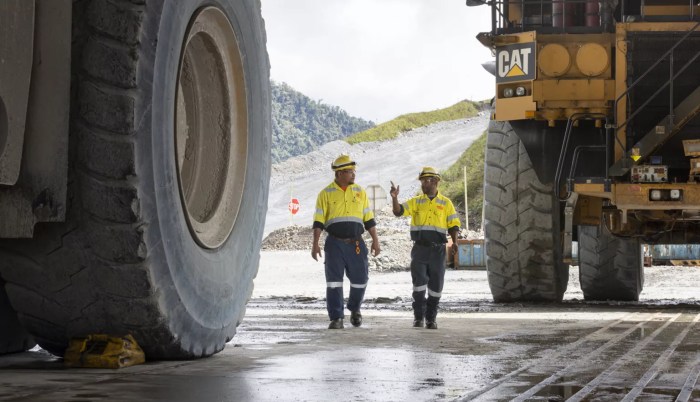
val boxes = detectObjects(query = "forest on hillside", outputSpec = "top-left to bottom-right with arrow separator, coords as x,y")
271,81 -> 375,163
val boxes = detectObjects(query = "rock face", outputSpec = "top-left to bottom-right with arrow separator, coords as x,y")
262,207 -> 484,272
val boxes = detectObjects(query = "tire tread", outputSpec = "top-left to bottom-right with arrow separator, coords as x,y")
483,121 -> 568,302
578,225 -> 643,301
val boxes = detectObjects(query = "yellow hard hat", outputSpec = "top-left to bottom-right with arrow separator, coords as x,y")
331,154 -> 357,171
418,166 -> 440,180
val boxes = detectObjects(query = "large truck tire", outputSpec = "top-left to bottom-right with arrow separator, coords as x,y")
0,280 -> 35,354
483,121 -> 568,302
0,0 -> 270,359
578,225 -> 644,301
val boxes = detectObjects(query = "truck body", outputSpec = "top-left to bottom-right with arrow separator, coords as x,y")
0,0 -> 271,358
472,0 -> 700,302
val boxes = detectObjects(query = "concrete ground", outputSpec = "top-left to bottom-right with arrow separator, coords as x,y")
1,251 -> 699,402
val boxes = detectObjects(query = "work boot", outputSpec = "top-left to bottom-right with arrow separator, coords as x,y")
426,321 -> 438,330
413,319 -> 424,328
328,318 -> 344,329
350,311 -> 362,327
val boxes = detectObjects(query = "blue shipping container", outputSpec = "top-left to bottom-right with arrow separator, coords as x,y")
455,240 -> 578,268
650,244 -> 700,261
456,240 -> 485,268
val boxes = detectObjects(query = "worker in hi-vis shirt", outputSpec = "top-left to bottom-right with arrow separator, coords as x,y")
390,167 -> 460,329
312,155 -> 381,329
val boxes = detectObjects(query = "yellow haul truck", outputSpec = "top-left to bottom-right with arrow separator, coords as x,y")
0,0 -> 271,358
469,0 -> 700,302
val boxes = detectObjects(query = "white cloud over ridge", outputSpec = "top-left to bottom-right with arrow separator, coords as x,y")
262,0 -> 495,123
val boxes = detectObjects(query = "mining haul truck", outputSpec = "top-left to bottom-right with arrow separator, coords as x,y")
0,0 -> 270,358
469,0 -> 700,302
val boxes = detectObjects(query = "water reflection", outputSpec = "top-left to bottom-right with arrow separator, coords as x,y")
243,347 -> 499,401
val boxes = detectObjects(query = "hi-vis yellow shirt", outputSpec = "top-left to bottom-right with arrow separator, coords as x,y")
313,181 -> 375,238
400,192 -> 460,243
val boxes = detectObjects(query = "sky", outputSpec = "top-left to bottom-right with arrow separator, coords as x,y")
261,0 -> 495,123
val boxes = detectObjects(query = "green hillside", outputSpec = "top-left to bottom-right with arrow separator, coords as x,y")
439,131 -> 487,231
271,81 -> 374,163
345,100 -> 481,145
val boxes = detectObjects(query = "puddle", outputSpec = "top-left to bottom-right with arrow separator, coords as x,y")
242,347 -> 499,401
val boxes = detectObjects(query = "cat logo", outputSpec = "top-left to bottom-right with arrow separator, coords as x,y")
496,43 -> 536,83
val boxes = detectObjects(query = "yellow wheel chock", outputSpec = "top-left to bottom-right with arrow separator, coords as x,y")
64,334 -> 145,369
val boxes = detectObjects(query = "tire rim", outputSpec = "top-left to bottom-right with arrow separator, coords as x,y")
175,6 -> 248,249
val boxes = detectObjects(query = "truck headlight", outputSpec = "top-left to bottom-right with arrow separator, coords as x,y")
670,189 -> 681,199
515,86 -> 526,96
650,190 -> 662,200
503,88 -> 514,98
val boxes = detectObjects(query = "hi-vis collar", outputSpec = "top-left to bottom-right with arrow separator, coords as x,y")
496,42 -> 535,83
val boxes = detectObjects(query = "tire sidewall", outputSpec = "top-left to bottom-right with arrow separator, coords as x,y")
138,0 -> 270,345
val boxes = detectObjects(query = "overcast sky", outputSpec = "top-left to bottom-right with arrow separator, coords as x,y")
261,1 -> 495,123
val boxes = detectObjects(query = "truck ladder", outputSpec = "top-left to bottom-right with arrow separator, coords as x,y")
609,85 -> 700,176
609,21 -> 700,177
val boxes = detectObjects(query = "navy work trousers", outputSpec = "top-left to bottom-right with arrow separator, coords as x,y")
324,236 -> 369,321
410,243 -> 446,322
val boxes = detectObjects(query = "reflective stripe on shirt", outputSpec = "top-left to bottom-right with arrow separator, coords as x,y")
313,181 -> 376,238
400,192 -> 461,243
326,216 -> 364,226
411,225 -> 447,234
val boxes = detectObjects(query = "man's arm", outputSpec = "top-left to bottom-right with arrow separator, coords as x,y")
312,228 -> 323,261
446,199 -> 461,254
448,227 -> 459,255
312,192 -> 326,261
368,226 -> 380,257
390,181 -> 402,216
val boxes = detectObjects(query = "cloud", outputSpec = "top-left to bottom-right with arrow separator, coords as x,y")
262,0 -> 495,123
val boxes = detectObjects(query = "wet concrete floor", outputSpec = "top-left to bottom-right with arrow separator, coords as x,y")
1,299 -> 699,401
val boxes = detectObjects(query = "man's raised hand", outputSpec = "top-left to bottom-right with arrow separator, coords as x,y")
390,180 -> 400,198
